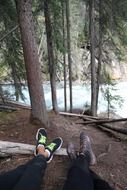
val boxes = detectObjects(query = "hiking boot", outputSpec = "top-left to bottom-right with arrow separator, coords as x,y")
79,132 -> 96,165
67,142 -> 77,161
45,137 -> 63,163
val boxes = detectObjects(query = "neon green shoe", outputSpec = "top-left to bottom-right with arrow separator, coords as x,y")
36,128 -> 47,147
45,137 -> 63,163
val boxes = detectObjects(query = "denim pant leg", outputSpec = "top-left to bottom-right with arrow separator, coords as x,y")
13,155 -> 47,190
62,155 -> 94,190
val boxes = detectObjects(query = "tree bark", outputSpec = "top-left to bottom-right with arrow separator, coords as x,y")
89,0 -> 97,116
16,0 -> 49,126
44,0 -> 58,113
62,0 -> 67,112
65,0 -> 72,112
96,0 -> 103,109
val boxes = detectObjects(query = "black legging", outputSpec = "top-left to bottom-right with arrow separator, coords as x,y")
62,154 -> 113,190
0,155 -> 47,190
0,154 -> 113,190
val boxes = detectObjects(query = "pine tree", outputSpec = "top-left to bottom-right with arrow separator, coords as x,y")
15,0 -> 49,125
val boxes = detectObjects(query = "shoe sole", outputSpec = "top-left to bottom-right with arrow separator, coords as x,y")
47,137 -> 63,163
36,128 -> 47,140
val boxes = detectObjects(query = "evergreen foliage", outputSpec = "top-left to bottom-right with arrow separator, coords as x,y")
0,0 -> 127,116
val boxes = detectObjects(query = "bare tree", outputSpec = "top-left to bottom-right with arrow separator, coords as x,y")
62,0 -> 67,112
65,0 -> 72,112
44,0 -> 58,113
89,0 -> 97,116
16,0 -> 49,125
96,0 -> 103,109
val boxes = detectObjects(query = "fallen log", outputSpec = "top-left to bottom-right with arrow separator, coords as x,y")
100,124 -> 127,135
59,112 -> 99,120
60,112 -> 127,124
0,101 -> 31,110
60,112 -> 127,135
0,105 -> 17,112
97,125 -> 127,141
0,141 -> 67,157
81,117 -> 127,135
78,118 -> 127,125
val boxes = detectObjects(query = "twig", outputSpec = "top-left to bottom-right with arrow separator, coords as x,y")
0,25 -> 18,43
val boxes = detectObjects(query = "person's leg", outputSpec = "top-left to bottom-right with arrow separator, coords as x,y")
13,154 -> 47,190
12,128 -> 48,190
12,129 -> 63,190
0,128 -> 47,190
0,128 -> 63,190
0,157 -> 36,190
90,170 -> 113,190
62,154 -> 94,190
63,132 -> 96,190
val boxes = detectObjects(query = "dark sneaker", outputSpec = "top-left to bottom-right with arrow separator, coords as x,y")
45,137 -> 63,163
36,128 -> 47,147
79,132 -> 96,165
67,142 -> 77,161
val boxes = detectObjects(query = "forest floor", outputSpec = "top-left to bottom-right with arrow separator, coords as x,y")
0,109 -> 127,190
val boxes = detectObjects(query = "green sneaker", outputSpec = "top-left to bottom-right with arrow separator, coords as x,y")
36,128 -> 47,147
45,137 -> 63,163
35,128 -> 47,156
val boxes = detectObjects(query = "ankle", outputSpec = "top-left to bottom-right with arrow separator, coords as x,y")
37,145 -> 45,155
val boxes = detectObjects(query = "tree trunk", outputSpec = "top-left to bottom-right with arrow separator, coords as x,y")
62,0 -> 67,112
96,0 -> 103,109
65,0 -> 72,112
16,0 -> 49,126
89,0 -> 97,116
44,0 -> 58,113
10,62 -> 22,101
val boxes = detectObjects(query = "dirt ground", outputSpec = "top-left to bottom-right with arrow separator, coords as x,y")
0,109 -> 127,190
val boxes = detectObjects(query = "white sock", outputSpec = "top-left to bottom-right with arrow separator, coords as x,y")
37,144 -> 45,150
45,149 -> 51,158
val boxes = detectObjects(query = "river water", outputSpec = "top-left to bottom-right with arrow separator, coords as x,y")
1,81 -> 127,118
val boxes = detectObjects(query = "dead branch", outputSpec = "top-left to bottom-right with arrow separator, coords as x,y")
0,25 -> 18,42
